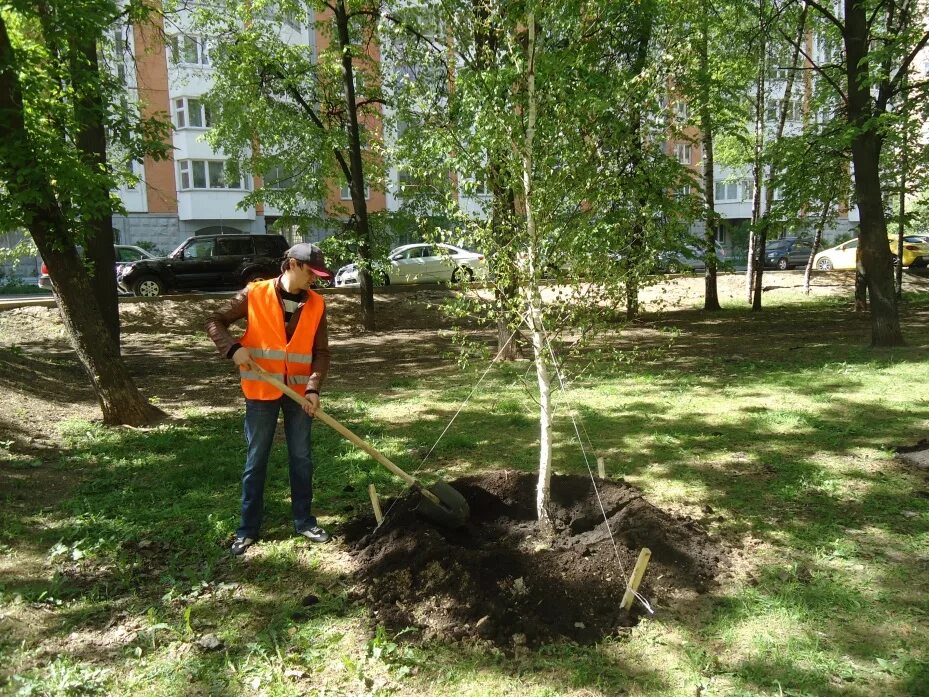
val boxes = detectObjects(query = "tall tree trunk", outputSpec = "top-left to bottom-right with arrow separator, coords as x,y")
804,195 -> 832,293
699,0 -> 721,311
844,0 -> 903,346
753,4 -> 806,311
335,0 -> 376,331
0,14 -> 165,425
70,31 -> 120,348
895,116 -> 906,300
624,7 -> 654,320
746,2 -> 765,304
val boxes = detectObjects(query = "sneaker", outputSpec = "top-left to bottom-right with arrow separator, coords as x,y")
230,536 -> 255,556
299,526 -> 331,544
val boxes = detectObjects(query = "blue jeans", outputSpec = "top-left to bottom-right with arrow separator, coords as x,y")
238,397 -> 317,538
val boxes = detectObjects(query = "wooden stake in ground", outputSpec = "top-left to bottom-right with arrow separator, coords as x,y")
368,484 -> 384,525
597,456 -> 606,479
621,547 -> 652,610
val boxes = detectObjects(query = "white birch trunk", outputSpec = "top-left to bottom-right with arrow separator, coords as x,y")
519,13 -> 553,532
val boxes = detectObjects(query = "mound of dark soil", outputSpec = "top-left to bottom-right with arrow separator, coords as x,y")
344,471 -> 725,647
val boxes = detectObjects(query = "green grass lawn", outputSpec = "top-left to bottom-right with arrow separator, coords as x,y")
1,292 -> 928,696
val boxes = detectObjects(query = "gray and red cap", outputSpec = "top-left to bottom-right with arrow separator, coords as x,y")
285,243 -> 332,280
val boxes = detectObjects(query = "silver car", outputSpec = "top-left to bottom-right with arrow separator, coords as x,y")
335,243 -> 487,287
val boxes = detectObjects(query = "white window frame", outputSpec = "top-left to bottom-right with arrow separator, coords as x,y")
127,160 -> 140,190
171,34 -> 211,67
174,97 -> 212,130
177,159 -> 250,191
674,143 -> 692,165
174,98 -> 186,129
714,180 -> 741,202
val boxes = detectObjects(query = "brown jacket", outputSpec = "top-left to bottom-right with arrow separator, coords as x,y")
205,278 -> 330,394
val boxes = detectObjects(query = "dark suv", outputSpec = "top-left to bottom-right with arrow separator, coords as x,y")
118,234 -> 289,297
763,237 -> 814,270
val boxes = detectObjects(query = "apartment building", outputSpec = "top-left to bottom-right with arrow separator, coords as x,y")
113,7 -> 316,254
111,4 -> 492,256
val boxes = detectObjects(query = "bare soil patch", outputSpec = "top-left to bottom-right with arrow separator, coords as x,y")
344,470 -> 725,648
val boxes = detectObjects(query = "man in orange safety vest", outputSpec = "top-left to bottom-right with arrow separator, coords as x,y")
206,243 -> 332,555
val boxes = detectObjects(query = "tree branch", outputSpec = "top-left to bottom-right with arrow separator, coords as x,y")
773,16 -> 847,104
802,0 -> 845,32
879,30 -> 929,109
263,65 -> 353,183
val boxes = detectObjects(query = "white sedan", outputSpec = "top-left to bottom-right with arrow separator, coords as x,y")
334,243 -> 487,287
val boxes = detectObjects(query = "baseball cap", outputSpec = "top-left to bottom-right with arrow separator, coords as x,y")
285,243 -> 332,279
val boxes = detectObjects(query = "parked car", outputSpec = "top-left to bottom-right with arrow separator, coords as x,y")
888,235 -> 929,268
334,243 -> 487,287
814,236 -> 929,271
763,237 -> 815,270
38,244 -> 156,291
118,234 -> 289,297
657,240 -> 728,273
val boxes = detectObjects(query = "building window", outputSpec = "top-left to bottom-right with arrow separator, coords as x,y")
170,34 -> 210,67
110,27 -> 130,84
178,160 -> 250,190
174,97 -> 212,129
127,160 -> 140,190
264,165 -> 294,189
714,181 -> 740,202
674,143 -> 692,165
765,97 -> 803,123
174,98 -> 186,128
282,8 -> 303,30
674,102 -> 689,121
341,183 -> 370,200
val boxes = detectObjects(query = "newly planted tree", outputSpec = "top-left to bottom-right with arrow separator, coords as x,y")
384,0 -> 690,530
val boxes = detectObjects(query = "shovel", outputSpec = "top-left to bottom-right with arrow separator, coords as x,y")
246,361 -> 470,529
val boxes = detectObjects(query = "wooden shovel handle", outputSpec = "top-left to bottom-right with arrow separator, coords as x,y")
245,361 -> 442,506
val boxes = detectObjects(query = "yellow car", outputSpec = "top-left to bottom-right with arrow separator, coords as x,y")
813,236 -> 929,271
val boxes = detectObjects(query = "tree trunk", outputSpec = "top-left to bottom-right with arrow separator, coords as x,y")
70,31 -> 120,348
699,0 -> 721,311
519,12 -> 553,534
804,196 -> 831,293
747,2 -> 765,304
476,3 -> 520,361
38,236 -> 167,425
335,0 -> 376,331
623,9 -> 654,321
895,134 -> 906,300
844,0 -> 903,346
527,295 -> 554,536
753,3 -> 806,311
0,13 -> 165,426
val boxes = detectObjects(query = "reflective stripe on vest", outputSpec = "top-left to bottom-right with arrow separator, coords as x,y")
238,280 -> 325,400
240,371 -> 285,383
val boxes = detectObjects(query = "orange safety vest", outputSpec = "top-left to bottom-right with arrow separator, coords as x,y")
238,279 -> 325,400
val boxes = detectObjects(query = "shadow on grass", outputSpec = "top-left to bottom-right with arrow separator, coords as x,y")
3,294 -> 929,695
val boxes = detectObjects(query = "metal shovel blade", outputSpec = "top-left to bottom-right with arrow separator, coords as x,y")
416,481 -> 470,528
